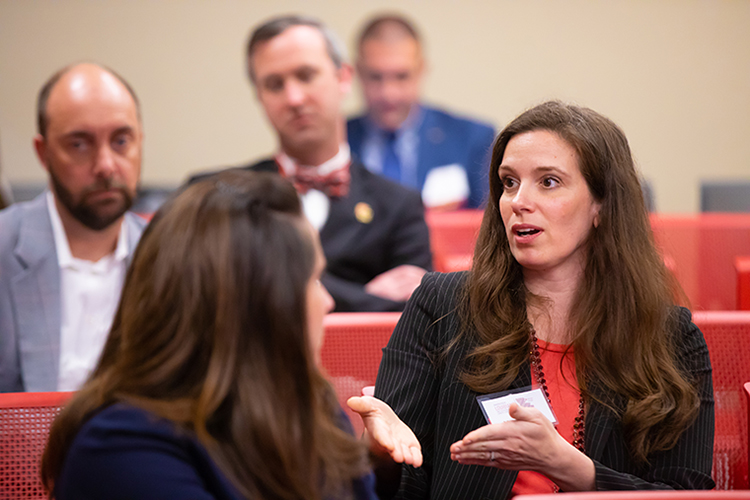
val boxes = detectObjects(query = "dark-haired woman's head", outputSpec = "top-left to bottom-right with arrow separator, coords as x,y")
103,170 -> 330,407
477,100 -> 650,283
465,102 -> 695,463
44,170 -> 362,500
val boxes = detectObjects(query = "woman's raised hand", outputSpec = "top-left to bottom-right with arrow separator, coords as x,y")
347,395 -> 423,467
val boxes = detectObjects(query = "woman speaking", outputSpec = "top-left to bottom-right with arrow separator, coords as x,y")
365,101 -> 714,498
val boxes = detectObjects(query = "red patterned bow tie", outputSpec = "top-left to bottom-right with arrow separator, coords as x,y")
290,164 -> 351,198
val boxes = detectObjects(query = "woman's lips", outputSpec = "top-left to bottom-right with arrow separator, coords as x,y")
512,224 -> 543,243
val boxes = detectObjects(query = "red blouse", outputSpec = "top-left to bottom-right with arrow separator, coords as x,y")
511,338 -> 580,496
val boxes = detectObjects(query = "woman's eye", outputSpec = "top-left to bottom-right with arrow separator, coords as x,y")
501,177 -> 517,189
541,176 -> 560,188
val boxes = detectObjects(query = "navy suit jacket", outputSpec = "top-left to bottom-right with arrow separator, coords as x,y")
375,272 -> 715,499
55,403 -> 377,500
0,193 -> 146,392
188,159 -> 432,312
348,105 -> 495,209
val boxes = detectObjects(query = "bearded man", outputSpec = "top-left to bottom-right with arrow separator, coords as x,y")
0,63 -> 147,392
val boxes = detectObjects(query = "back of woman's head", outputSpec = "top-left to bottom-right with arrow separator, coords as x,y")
43,170 -> 368,499
104,170 -> 314,413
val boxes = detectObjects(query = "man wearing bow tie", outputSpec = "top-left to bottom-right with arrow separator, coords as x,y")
191,15 -> 432,312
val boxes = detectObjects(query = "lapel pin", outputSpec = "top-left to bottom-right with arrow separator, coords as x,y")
354,202 -> 373,224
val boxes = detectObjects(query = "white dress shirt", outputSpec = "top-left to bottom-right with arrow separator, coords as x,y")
47,191 -> 130,391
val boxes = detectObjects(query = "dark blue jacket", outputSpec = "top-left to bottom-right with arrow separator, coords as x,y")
56,403 -> 377,500
348,105 -> 495,209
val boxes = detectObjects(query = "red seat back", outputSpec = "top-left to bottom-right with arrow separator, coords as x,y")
744,382 -> 750,483
517,491 -> 750,500
426,210 -> 483,273
736,257 -> 750,311
0,391 -> 73,499
694,311 -> 750,489
427,213 -> 750,310
651,214 -> 750,310
320,312 -> 401,434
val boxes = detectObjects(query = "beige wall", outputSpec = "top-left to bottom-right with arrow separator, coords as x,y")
1,0 -> 748,212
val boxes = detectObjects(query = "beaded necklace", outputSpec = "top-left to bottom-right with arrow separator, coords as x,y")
529,328 -> 586,452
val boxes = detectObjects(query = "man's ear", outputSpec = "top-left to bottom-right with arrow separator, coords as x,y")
33,134 -> 50,173
247,58 -> 261,101
415,56 -> 427,83
338,62 -> 354,95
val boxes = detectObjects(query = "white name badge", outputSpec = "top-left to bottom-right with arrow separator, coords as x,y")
476,387 -> 557,425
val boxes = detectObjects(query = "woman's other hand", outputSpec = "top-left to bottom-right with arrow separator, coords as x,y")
347,395 -> 423,467
449,403 -> 594,491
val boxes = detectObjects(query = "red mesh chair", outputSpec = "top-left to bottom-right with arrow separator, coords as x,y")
424,212 -> 750,301
320,312 -> 401,435
694,311 -> 750,489
517,491 -> 750,500
651,214 -> 750,310
737,257 -> 750,311
425,209 -> 483,272
0,391 -> 73,499
745,382 -> 750,483
651,215 -> 701,307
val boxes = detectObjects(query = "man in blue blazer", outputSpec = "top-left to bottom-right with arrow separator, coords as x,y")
348,15 -> 495,209
0,63 -> 147,392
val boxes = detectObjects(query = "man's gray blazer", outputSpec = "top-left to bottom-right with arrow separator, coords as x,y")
0,192 -> 147,392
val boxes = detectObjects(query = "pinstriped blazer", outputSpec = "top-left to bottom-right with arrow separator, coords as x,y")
374,271 -> 715,500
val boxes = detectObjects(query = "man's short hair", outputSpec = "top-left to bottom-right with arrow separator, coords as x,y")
246,15 -> 347,83
357,14 -> 421,48
36,63 -> 141,138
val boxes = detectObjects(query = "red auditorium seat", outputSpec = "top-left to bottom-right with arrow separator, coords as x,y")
320,312 -> 401,434
517,491 -> 750,500
745,382 -> 750,483
651,214 -> 750,311
426,212 -> 750,310
0,391 -> 73,499
425,209 -> 483,273
737,257 -> 750,311
694,311 -> 750,489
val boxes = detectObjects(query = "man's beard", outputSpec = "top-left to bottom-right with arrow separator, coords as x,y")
49,171 -> 134,231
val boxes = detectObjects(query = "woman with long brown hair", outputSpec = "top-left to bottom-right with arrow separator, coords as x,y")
367,101 -> 714,498
41,170 -> 419,499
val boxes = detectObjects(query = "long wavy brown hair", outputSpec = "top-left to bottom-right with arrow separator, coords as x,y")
42,170 -> 368,499
459,101 -> 699,463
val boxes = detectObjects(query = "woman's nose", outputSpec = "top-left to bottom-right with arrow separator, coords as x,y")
510,184 -> 533,213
